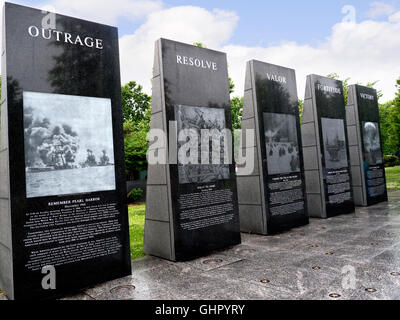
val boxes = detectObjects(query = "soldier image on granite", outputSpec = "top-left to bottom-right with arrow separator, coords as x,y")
346,85 -> 388,206
175,105 -> 230,184
301,75 -> 355,218
264,113 -> 301,175
237,60 -> 308,235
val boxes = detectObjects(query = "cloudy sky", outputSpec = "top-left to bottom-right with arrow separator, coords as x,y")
3,0 -> 400,102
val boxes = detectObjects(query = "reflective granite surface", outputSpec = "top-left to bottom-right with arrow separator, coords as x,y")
40,191 -> 400,301
253,60 -> 308,234
152,39 -> 241,261
2,3 -> 130,300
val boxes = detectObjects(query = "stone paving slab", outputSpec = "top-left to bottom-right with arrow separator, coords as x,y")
81,192 -> 396,301
1,192 -> 400,300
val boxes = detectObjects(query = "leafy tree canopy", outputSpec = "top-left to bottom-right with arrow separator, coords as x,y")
121,81 -> 151,123
384,78 -> 400,155
327,73 -> 383,105
122,81 -> 151,179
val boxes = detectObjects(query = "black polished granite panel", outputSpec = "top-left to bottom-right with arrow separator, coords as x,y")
1,3 -> 131,300
253,61 -> 308,233
313,75 -> 355,217
161,39 -> 241,261
355,85 -> 388,206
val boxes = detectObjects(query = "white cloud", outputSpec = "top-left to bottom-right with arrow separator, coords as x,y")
41,0 -> 163,25
223,16 -> 400,102
389,10 -> 400,22
1,2 -> 399,102
0,0 -> 162,74
118,4 -> 399,102
367,1 -> 395,18
119,6 -> 238,90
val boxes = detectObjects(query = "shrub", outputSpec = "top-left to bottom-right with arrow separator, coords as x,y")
384,155 -> 400,168
128,188 -> 144,204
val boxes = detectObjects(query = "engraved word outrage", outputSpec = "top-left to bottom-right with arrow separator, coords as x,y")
28,26 -> 104,50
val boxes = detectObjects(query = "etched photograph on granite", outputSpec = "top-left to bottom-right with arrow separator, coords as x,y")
175,105 -> 230,184
24,91 -> 116,198
362,121 -> 383,166
321,117 -> 348,170
263,112 -> 300,175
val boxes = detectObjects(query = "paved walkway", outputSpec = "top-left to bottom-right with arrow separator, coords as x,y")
2,192 -> 400,300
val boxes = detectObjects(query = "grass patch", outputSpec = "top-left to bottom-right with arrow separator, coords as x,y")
386,166 -> 400,191
128,204 -> 146,260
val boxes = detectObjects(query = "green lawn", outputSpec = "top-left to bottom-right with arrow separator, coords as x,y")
386,166 -> 400,190
128,204 -> 146,260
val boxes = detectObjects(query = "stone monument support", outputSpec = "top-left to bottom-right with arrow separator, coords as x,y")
0,3 -> 131,300
346,84 -> 388,206
301,74 -> 355,218
144,39 -> 241,262
237,60 -> 308,235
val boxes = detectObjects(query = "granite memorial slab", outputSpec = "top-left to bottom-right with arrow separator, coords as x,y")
237,60 -> 309,235
144,39 -> 241,261
0,3 -> 131,300
301,74 -> 355,218
346,85 -> 388,206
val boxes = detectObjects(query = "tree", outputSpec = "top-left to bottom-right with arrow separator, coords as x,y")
387,78 -> 400,155
121,81 -> 151,180
229,77 -> 235,95
327,73 -> 382,105
121,81 -> 151,122
298,99 -> 304,123
379,100 -> 395,155
327,73 -> 351,105
123,108 -> 151,180
228,75 -> 243,129
193,42 -> 205,48
231,96 -> 243,130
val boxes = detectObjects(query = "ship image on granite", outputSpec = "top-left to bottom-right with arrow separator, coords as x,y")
24,91 -> 116,198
